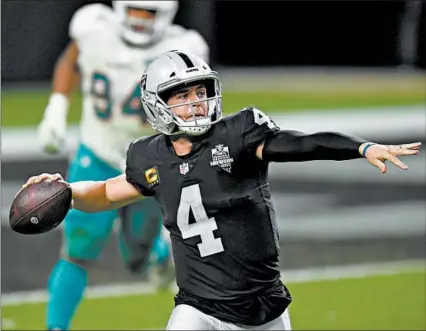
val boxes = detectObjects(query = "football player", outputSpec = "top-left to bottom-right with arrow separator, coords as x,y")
36,2 -> 209,330
29,50 -> 421,330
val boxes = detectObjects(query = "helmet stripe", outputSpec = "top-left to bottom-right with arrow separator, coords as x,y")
175,51 -> 194,68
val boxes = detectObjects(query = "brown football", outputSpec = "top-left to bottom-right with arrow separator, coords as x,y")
9,179 -> 72,235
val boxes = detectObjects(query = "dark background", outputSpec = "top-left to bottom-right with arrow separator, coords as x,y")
2,0 -> 426,82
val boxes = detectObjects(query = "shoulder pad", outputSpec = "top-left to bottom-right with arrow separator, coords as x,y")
241,107 -> 255,113
130,136 -> 150,146
222,107 -> 252,121
130,133 -> 162,149
69,4 -> 113,41
164,25 -> 186,37
235,107 -> 256,118
232,106 -> 279,131
132,133 -> 160,145
184,29 -> 210,62
166,26 -> 210,63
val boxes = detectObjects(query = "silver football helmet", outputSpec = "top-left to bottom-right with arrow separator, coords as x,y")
112,1 -> 178,46
140,50 -> 222,136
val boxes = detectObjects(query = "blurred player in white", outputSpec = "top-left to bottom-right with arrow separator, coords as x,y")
37,1 -> 209,330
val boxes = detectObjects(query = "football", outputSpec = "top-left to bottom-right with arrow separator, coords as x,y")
9,179 -> 73,235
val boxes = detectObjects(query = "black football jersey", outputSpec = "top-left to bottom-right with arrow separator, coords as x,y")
126,107 -> 292,325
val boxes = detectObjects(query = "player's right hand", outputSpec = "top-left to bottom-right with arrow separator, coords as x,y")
37,94 -> 69,154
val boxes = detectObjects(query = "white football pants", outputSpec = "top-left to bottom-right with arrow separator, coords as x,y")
166,304 -> 292,330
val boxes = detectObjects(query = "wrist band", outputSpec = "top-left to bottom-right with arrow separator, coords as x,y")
362,143 -> 375,157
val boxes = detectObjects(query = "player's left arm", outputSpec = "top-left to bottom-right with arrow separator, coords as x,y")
240,107 -> 421,174
256,129 -> 421,174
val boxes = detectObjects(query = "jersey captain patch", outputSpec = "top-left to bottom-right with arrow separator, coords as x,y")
144,166 -> 160,188
210,144 -> 234,173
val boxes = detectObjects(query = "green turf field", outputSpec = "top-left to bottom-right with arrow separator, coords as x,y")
2,270 -> 425,330
1,88 -> 424,127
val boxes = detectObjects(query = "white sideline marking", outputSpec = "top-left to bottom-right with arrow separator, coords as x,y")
2,259 -> 424,307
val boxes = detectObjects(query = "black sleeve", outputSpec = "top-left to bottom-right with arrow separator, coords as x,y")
241,107 -> 280,152
262,130 -> 368,162
125,140 -> 156,196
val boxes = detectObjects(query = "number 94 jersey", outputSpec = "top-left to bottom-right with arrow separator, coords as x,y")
126,108 -> 292,324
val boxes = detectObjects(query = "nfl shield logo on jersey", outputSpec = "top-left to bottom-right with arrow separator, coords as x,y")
179,162 -> 190,175
210,144 -> 234,173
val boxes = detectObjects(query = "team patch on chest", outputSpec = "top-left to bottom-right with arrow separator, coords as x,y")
210,144 -> 234,173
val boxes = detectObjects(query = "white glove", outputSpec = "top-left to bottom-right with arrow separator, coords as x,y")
37,93 -> 69,154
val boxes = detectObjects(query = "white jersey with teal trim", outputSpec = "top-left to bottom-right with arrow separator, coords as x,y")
69,4 -> 209,170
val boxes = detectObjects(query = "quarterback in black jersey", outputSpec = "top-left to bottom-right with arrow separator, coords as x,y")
24,50 -> 421,330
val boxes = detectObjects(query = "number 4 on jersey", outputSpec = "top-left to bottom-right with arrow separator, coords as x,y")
252,108 -> 277,130
177,184 -> 224,258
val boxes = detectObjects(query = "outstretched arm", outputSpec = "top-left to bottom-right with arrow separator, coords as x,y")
256,130 -> 421,174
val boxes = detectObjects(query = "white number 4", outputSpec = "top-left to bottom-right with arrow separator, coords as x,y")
252,108 -> 277,129
177,184 -> 224,257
